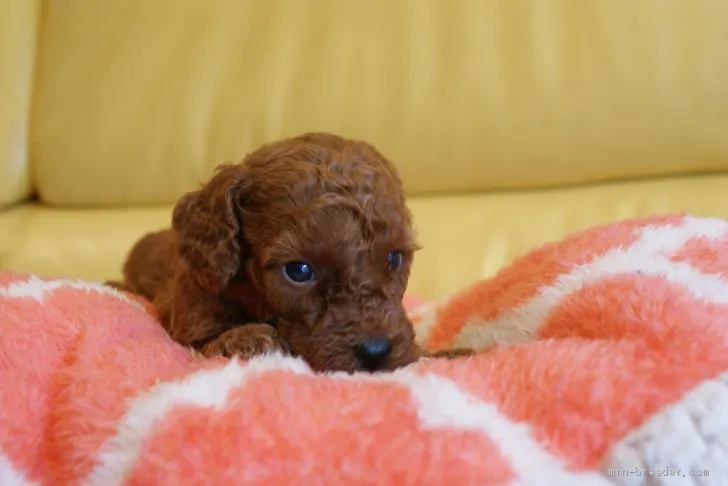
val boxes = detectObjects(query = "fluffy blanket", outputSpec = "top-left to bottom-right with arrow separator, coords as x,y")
1,214 -> 727,486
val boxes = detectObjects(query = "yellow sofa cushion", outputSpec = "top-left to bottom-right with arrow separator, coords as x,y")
3,174 -> 728,300
0,0 -> 38,207
32,0 -> 728,206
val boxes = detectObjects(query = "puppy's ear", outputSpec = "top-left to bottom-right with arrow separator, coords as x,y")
172,164 -> 251,294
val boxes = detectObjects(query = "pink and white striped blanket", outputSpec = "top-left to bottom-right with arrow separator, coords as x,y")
1,214 -> 727,485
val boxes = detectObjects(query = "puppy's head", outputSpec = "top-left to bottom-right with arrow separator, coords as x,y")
173,133 -> 419,372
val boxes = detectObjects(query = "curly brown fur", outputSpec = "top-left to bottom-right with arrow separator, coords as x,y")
115,132 -> 474,372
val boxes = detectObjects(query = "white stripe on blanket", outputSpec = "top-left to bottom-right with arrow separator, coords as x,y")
0,275 -> 146,312
0,453 -> 39,486
399,373 -> 612,486
449,216 -> 728,350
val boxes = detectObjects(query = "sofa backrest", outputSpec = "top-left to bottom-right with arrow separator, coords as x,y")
0,0 -> 37,207
3,0 -> 728,207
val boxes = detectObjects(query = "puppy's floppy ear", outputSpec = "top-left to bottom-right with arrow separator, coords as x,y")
172,164 -> 251,294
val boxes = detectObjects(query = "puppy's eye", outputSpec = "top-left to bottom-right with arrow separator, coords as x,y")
387,251 -> 404,271
283,261 -> 315,284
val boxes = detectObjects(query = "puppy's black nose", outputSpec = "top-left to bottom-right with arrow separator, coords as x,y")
354,337 -> 393,371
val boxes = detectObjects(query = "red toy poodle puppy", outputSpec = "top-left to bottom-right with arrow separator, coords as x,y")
113,132 -> 473,372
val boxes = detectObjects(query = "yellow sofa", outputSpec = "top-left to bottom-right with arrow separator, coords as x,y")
2,0 -> 728,301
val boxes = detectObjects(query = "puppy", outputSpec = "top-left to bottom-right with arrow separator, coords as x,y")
115,132 -> 473,372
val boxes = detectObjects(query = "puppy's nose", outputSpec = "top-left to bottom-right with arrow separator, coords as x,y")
354,336 -> 393,371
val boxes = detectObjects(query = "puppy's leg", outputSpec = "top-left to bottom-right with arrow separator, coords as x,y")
200,323 -> 289,359
416,345 -> 477,360
429,348 -> 477,359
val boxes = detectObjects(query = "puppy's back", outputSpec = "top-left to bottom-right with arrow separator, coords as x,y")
122,229 -> 177,301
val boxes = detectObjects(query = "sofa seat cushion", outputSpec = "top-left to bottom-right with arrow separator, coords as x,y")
2,174 -> 728,300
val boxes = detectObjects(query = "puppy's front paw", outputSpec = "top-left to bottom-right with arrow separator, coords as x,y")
201,323 -> 288,359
